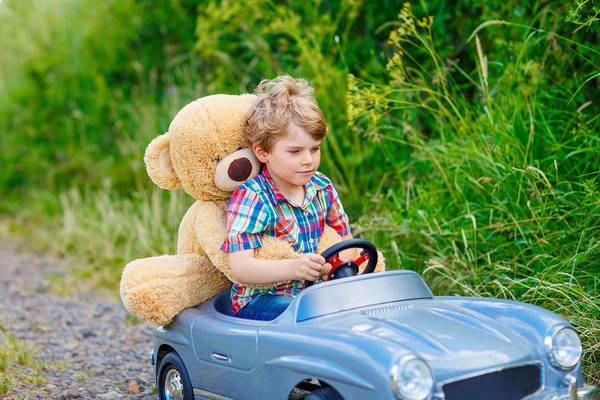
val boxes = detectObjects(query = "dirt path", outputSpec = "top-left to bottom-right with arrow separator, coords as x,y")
0,242 -> 157,400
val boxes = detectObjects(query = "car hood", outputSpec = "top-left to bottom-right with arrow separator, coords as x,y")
321,299 -> 539,378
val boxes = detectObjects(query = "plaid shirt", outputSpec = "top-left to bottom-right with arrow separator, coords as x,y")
221,167 -> 350,314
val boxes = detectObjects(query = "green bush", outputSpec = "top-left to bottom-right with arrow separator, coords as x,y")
0,0 -> 202,211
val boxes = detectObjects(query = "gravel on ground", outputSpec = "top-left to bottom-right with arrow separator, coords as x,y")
0,242 -> 157,400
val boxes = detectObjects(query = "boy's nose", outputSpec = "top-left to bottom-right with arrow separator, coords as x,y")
302,153 -> 313,165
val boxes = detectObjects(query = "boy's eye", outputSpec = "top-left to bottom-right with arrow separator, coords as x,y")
289,150 -> 300,154
311,147 -> 320,152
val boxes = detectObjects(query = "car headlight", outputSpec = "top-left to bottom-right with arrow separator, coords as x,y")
390,356 -> 433,400
544,326 -> 582,369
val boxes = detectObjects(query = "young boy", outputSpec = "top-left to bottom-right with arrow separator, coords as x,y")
221,75 -> 355,320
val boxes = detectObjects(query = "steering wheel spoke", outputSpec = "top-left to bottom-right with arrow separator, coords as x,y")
354,250 -> 370,266
305,239 -> 378,288
328,255 -> 343,268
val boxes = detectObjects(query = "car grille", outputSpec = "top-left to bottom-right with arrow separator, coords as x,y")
442,364 -> 542,400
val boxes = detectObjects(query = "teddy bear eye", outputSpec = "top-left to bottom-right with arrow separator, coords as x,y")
237,146 -> 243,151
214,157 -> 221,163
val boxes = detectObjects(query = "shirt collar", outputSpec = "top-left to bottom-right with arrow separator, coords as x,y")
261,166 -> 287,202
260,165 -> 325,205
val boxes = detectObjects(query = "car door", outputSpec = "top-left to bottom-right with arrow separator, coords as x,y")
191,315 -> 259,371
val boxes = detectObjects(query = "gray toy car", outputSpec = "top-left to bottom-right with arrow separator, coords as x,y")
150,239 -> 597,400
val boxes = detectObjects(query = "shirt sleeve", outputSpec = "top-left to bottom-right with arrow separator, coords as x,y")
325,183 -> 351,237
221,188 -> 269,252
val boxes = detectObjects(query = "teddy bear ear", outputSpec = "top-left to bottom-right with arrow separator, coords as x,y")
144,133 -> 182,190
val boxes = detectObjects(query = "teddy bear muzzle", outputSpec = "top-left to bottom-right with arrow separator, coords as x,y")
214,148 -> 262,192
228,158 -> 253,182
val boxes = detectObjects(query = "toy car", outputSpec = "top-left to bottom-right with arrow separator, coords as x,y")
150,239 -> 598,400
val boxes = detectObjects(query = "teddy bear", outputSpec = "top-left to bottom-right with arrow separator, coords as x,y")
120,93 -> 384,327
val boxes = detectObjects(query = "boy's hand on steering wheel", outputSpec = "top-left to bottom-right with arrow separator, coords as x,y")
294,253 -> 326,283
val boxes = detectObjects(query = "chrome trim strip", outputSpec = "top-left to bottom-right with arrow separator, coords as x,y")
193,388 -> 235,400
211,353 -> 229,362
360,303 -> 415,315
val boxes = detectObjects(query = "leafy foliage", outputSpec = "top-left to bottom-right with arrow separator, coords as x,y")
347,2 -> 600,382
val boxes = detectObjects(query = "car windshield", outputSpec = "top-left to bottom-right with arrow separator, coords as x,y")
293,270 -> 433,322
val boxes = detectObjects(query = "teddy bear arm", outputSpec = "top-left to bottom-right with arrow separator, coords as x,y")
177,201 -> 207,256
194,200 -> 235,281
120,253 -> 231,326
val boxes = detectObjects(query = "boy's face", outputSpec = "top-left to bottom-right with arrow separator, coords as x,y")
254,121 -> 321,195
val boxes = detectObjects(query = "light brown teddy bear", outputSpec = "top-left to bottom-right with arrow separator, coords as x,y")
120,93 -> 384,327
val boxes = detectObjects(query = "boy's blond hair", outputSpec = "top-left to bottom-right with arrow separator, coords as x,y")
245,75 -> 327,153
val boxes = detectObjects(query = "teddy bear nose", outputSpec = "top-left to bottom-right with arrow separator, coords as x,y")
228,158 -> 253,182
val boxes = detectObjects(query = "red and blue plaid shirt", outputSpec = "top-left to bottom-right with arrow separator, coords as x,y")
221,167 -> 350,314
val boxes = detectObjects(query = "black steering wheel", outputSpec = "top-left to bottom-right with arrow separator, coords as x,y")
305,239 -> 378,288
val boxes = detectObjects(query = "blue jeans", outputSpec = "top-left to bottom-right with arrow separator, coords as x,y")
236,294 -> 295,321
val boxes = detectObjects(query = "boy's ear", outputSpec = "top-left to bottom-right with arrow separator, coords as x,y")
144,133 -> 182,190
253,145 -> 268,164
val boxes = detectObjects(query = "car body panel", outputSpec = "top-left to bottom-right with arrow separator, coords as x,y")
153,270 -> 597,400
264,355 -> 375,389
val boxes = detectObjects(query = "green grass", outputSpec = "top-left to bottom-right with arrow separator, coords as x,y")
0,332 -> 46,397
